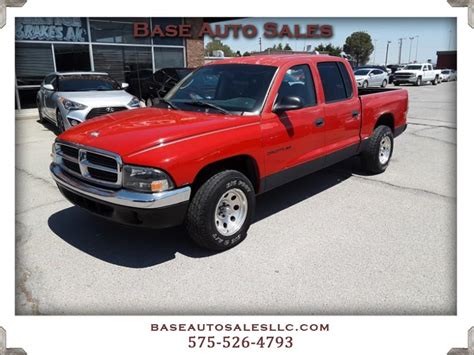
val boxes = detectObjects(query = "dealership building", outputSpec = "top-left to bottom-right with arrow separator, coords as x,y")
15,17 -> 206,110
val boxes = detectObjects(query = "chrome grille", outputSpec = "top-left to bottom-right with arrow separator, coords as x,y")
55,142 -> 122,188
394,73 -> 414,79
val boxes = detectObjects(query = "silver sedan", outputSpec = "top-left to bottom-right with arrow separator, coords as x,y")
354,68 -> 389,88
36,72 -> 143,132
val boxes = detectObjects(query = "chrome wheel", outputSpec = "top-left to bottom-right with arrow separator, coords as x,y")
214,188 -> 248,236
379,135 -> 392,165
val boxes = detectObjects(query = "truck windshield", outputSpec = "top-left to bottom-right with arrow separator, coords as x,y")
404,65 -> 422,70
58,75 -> 122,92
165,64 -> 277,114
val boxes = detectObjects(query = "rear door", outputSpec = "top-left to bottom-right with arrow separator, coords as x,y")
372,69 -> 385,86
316,61 -> 361,160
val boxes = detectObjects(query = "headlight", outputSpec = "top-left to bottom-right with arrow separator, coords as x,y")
123,165 -> 174,193
128,96 -> 141,108
59,97 -> 87,111
68,119 -> 80,127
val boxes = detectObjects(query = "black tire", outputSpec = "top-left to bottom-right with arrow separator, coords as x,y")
56,110 -> 65,133
362,81 -> 369,88
415,77 -> 422,86
432,77 -> 438,86
185,170 -> 256,251
394,82 -> 400,86
360,125 -> 394,174
381,79 -> 388,88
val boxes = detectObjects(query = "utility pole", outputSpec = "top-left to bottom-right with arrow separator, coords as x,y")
259,37 -> 262,52
398,38 -> 406,65
415,35 -> 420,62
373,39 -> 378,64
408,37 -> 415,63
448,30 -> 452,50
385,40 -> 392,66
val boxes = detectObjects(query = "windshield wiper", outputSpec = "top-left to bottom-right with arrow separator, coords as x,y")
158,98 -> 179,110
184,100 -> 231,115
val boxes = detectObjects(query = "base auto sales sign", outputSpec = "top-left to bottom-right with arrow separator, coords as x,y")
133,21 -> 333,39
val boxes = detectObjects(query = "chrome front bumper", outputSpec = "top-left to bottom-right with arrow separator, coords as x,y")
50,163 -> 191,209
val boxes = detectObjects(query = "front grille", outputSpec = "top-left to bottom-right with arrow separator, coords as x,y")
86,152 -> 117,169
63,159 -> 81,174
395,73 -> 414,79
56,143 -> 122,188
86,107 -> 127,120
60,144 -> 79,158
88,167 -> 117,182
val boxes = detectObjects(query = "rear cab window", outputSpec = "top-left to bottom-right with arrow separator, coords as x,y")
317,61 -> 354,103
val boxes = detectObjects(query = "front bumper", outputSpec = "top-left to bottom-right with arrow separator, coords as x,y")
50,162 -> 191,228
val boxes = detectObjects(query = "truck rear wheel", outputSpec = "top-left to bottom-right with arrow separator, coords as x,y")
360,125 -> 394,174
432,76 -> 438,86
185,170 -> 255,251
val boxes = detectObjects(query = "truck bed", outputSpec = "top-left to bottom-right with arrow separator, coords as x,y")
358,87 -> 409,140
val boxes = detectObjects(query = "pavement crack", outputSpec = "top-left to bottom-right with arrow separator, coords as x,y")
352,175 -> 455,200
408,122 -> 457,130
17,268 -> 41,315
16,166 -> 54,187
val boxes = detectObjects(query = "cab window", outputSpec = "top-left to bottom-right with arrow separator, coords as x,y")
317,62 -> 353,103
277,64 -> 316,107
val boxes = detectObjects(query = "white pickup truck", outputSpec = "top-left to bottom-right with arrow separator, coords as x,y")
393,63 -> 441,86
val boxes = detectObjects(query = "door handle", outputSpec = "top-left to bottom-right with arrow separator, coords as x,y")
352,111 -> 360,118
314,118 -> 325,127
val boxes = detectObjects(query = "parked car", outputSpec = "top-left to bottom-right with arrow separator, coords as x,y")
50,55 -> 408,251
353,68 -> 389,88
136,68 -> 195,106
440,69 -> 457,82
392,63 -> 442,86
37,72 -> 142,132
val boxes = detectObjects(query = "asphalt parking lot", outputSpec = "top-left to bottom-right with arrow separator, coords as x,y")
15,81 -> 456,315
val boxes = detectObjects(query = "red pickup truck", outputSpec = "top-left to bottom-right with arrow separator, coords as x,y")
50,55 -> 408,251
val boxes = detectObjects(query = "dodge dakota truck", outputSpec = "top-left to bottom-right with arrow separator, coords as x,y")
50,55 -> 408,251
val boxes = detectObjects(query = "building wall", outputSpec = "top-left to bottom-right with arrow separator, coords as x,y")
437,51 -> 457,70
185,18 -> 205,68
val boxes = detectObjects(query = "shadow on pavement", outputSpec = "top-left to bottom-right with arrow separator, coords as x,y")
48,157 -> 361,268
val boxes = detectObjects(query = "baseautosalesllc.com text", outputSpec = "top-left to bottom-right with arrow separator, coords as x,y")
151,323 -> 329,332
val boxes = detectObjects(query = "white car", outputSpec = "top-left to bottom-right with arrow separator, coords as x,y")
393,63 -> 441,86
440,69 -> 457,82
354,68 -> 389,88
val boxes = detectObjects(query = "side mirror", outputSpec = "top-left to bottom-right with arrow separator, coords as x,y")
42,84 -> 54,91
121,83 -> 129,89
273,96 -> 304,113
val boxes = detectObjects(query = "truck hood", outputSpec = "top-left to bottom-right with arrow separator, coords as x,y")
58,107 -> 258,158
57,90 -> 136,107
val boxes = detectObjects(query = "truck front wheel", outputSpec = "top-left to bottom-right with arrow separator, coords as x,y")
360,125 -> 394,174
415,77 -> 422,86
185,170 -> 256,251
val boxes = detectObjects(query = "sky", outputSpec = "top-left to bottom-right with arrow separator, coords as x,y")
204,18 -> 456,65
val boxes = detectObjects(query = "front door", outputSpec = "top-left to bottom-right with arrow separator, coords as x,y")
262,64 -> 326,190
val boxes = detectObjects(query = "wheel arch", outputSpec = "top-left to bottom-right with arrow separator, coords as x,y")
192,154 -> 261,194
374,113 -> 395,133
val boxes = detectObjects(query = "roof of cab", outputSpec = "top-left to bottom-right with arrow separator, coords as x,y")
204,54 -> 345,67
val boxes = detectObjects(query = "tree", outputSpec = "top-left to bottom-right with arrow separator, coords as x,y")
283,43 -> 292,51
242,51 -> 251,56
343,31 -> 374,66
315,43 -> 343,56
205,39 -> 235,57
